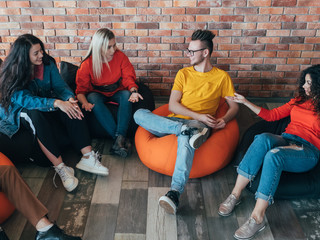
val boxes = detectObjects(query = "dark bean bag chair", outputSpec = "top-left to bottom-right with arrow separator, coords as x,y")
234,117 -> 320,199
0,61 -> 155,166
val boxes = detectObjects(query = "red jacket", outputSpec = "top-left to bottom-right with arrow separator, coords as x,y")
258,98 -> 320,150
76,50 -> 138,97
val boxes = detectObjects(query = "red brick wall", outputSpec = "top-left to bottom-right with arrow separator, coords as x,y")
0,0 -> 319,97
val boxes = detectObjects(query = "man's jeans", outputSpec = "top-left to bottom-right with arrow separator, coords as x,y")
87,90 -> 132,138
134,108 -> 207,194
238,132 -> 319,204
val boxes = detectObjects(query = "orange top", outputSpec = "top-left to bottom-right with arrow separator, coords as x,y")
258,98 -> 320,150
75,50 -> 138,97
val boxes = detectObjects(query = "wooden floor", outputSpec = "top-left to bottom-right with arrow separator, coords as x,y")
3,99 -> 320,240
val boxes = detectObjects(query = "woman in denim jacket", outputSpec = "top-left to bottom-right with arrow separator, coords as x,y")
218,65 -> 320,240
0,34 -> 108,192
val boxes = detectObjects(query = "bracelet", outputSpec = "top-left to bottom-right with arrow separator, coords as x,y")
131,89 -> 138,93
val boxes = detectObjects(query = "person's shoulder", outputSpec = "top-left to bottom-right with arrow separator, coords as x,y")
45,60 -> 57,70
179,66 -> 194,74
114,49 -> 126,58
81,56 -> 92,66
211,66 -> 228,74
210,66 -> 231,80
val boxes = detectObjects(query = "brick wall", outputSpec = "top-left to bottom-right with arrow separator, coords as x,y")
0,0 -> 319,97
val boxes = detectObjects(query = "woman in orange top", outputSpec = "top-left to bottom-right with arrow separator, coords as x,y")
219,64 -> 320,240
76,28 -> 143,158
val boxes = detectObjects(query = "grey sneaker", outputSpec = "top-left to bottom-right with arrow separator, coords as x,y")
110,135 -> 129,158
181,121 -> 210,149
54,163 -> 78,192
234,217 -> 266,240
218,194 -> 241,216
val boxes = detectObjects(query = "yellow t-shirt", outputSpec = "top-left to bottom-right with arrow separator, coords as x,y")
168,66 -> 235,119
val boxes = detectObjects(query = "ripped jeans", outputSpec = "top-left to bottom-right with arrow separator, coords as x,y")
237,132 -> 319,205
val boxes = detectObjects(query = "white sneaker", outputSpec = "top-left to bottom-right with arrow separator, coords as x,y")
76,151 -> 109,176
53,163 -> 78,192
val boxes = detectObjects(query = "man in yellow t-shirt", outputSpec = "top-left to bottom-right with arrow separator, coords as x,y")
134,29 -> 238,215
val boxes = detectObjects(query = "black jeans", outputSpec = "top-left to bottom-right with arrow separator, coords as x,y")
20,109 -> 91,158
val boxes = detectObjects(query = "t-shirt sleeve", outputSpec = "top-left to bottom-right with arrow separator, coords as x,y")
221,73 -> 235,98
171,70 -> 184,92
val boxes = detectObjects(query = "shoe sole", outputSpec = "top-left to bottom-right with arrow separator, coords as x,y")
189,128 -> 210,149
65,178 -> 78,192
159,196 -> 177,215
233,224 -> 266,240
218,200 -> 241,217
76,163 -> 109,176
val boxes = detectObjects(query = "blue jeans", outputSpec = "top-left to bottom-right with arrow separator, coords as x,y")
87,90 -> 132,138
238,132 -> 320,204
134,109 -> 207,194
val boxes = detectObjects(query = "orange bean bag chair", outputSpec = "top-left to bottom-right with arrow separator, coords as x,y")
135,99 -> 239,178
0,152 -> 15,224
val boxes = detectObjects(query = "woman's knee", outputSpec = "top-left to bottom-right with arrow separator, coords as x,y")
254,133 -> 273,142
22,109 -> 44,119
264,150 -> 283,168
253,132 -> 279,147
117,90 -> 131,104
87,92 -> 105,104
120,90 -> 131,99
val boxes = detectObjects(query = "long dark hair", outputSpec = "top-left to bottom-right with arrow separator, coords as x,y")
0,34 -> 54,112
296,64 -> 320,114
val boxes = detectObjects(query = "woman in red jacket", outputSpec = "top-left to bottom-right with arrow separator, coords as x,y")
76,28 -> 143,158
218,65 -> 320,240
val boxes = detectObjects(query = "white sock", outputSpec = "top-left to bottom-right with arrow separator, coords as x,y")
83,151 -> 93,157
56,163 -> 65,169
37,223 -> 54,232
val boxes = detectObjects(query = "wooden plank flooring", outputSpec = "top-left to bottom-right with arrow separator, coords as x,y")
3,99 -> 320,240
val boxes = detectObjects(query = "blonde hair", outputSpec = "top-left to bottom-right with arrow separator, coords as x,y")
83,28 -> 115,79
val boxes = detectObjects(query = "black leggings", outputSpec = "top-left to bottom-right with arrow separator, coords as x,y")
20,109 -> 91,158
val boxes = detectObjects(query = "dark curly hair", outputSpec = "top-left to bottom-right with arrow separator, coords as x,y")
191,29 -> 216,55
0,34 -> 54,112
296,64 -> 320,114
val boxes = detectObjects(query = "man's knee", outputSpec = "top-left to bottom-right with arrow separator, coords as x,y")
133,108 -> 150,123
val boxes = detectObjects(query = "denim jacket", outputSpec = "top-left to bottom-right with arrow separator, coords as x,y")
0,61 -> 74,138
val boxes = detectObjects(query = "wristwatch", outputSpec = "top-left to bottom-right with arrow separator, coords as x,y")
131,89 -> 138,93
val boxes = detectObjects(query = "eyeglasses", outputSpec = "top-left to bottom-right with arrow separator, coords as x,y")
185,48 -> 207,56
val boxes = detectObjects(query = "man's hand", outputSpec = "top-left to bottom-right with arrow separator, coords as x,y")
213,118 -> 226,129
195,114 -> 217,128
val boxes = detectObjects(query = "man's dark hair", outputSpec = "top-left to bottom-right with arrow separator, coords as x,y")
191,29 -> 216,55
